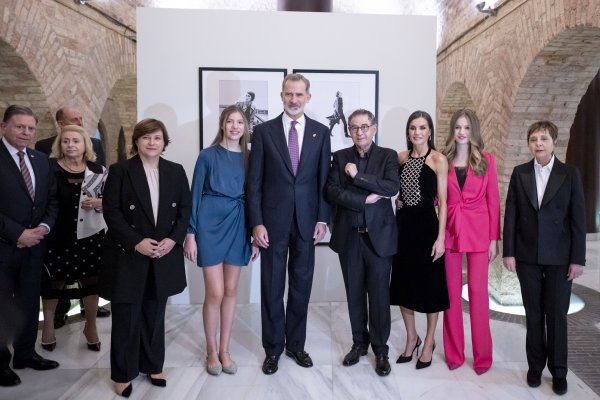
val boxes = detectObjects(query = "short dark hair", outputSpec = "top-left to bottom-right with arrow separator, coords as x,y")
527,120 -> 558,141
406,110 -> 435,151
247,91 -> 255,101
348,109 -> 376,125
3,104 -> 38,123
130,118 -> 171,155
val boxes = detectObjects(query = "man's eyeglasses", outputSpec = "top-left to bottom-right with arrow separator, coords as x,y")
349,124 -> 374,134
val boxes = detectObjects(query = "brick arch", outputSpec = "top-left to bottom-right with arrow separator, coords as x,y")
99,74 -> 137,165
0,0 -> 135,144
504,26 -> 600,177
436,81 -> 475,151
0,39 -> 55,139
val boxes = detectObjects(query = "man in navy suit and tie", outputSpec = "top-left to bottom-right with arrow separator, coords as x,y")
247,74 -> 331,375
0,105 -> 59,386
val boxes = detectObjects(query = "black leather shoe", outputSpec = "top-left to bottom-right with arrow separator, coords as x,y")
416,343 -> 435,370
552,377 -> 568,395
526,369 -> 542,388
81,306 -> 111,318
375,354 -> 391,376
285,350 -> 313,368
343,344 -> 368,366
13,354 -> 59,370
262,355 -> 279,375
0,367 -> 21,387
148,375 -> 167,387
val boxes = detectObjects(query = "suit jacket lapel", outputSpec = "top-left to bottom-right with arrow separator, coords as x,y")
297,116 -> 320,175
271,114 -> 294,175
0,142 -> 34,199
541,158 -> 566,208
129,155 -> 156,226
364,143 -> 380,175
520,160 -> 538,211
157,158 -> 173,229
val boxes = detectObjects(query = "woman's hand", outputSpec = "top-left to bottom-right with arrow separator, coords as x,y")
250,243 -> 260,261
488,240 -> 498,261
135,238 -> 160,258
156,238 -> 176,258
502,256 -> 516,273
431,237 -> 445,262
81,196 -> 102,211
183,234 -> 197,262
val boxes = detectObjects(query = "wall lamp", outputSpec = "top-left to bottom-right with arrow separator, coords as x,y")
476,2 -> 498,16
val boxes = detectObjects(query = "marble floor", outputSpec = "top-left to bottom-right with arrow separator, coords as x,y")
2,296 -> 599,400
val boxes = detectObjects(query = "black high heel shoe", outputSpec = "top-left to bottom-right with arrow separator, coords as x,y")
396,336 -> 421,363
416,342 -> 435,369
41,339 -> 56,352
116,383 -> 132,398
83,326 -> 101,352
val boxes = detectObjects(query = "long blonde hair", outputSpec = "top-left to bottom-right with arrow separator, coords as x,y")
444,109 -> 487,176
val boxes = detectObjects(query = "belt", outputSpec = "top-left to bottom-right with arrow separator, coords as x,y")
351,226 -> 368,233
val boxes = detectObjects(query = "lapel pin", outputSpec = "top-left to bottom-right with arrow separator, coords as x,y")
312,133 -> 316,137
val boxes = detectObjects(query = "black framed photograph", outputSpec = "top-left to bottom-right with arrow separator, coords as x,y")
199,67 -> 287,148
292,69 -> 379,153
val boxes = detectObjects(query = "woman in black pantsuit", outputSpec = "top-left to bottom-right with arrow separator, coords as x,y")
503,120 -> 585,396
99,119 -> 191,397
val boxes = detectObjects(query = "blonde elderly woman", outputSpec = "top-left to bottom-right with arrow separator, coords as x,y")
40,125 -> 107,353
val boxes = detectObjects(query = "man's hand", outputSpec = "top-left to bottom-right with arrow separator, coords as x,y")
16,228 -> 46,248
344,163 -> 358,178
253,225 -> 269,248
365,193 -> 382,204
313,223 -> 327,245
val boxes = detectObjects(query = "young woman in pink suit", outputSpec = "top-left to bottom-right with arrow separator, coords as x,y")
442,109 -> 500,375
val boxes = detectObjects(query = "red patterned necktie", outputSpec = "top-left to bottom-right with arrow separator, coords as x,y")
288,120 -> 299,175
17,151 -> 34,199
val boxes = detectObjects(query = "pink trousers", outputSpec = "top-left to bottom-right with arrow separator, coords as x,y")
443,250 -> 492,370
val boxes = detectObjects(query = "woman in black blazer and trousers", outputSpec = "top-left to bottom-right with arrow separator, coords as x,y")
99,119 -> 191,397
503,120 -> 585,396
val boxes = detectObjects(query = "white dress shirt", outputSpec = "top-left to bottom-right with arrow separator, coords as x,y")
534,154 -> 555,207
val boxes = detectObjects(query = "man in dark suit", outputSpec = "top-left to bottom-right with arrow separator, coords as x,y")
35,105 -> 111,322
326,109 -> 399,376
503,120 -> 586,396
0,105 -> 59,386
247,73 -> 331,375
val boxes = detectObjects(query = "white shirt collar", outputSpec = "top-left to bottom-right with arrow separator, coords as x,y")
282,113 -> 306,128
534,154 -> 555,171
2,137 -> 26,156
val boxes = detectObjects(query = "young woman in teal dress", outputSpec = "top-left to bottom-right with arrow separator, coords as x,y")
184,105 -> 258,376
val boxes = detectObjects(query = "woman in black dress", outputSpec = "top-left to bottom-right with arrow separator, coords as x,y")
389,111 -> 449,369
40,125 -> 107,352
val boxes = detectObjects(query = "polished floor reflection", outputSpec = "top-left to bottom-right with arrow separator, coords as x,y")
3,296 -> 599,400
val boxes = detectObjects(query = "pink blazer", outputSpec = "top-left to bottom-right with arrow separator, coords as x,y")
445,152 -> 500,252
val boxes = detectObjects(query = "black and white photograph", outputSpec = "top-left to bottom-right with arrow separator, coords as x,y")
199,67 -> 287,148
293,69 -> 379,153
